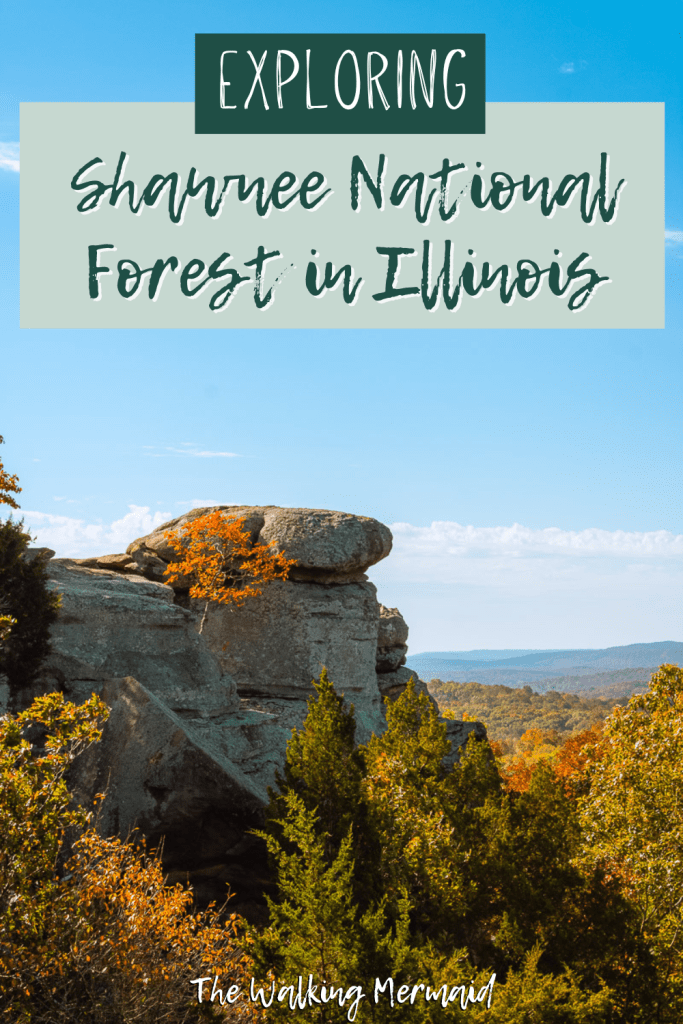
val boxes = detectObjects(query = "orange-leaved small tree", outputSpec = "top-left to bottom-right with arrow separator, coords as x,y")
0,436 -> 21,510
164,511 -> 297,633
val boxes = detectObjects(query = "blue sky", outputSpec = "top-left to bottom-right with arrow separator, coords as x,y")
1,0 -> 681,652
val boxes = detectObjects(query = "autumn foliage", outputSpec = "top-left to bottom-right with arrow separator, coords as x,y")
0,693 -> 258,1024
0,437 -> 19,653
501,725 -> 603,794
429,678 -> 617,751
4,661 -> 683,1022
0,437 -> 21,510
164,512 -> 297,632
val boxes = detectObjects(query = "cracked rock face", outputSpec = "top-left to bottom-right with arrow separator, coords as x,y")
197,579 -> 384,706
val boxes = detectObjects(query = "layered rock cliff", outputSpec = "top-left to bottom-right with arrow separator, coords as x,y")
5,506 -> 486,909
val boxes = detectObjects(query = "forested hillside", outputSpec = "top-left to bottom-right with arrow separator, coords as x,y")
427,678 -> 638,752
529,668 -> 651,698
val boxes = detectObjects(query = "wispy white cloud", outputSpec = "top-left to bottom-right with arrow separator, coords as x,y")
145,444 -> 241,458
167,448 -> 240,458
665,229 -> 683,246
559,62 -> 575,74
385,521 -> 683,566
367,521 -> 683,650
0,142 -> 19,173
17,505 -> 172,558
174,499 -> 228,509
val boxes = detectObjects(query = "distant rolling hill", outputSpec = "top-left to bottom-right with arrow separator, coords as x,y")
406,641 -> 683,693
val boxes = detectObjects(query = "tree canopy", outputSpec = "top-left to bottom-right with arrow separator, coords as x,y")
250,672 -> 656,1023
579,664 -> 683,1021
428,677 -> 627,754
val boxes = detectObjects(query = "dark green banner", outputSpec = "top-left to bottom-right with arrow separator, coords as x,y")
195,34 -> 485,134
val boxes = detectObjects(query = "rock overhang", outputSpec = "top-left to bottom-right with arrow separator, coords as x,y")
126,505 -> 393,584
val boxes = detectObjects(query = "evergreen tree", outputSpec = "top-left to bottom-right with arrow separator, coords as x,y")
0,519 -> 60,695
255,674 -> 429,1021
251,792 -> 381,1022
361,680 -> 472,943
257,671 -> 625,1022
268,668 -> 364,860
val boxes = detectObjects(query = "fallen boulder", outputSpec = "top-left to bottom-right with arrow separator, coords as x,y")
68,675 -> 267,910
442,719 -> 489,769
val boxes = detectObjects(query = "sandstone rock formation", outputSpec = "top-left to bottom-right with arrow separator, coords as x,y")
124,506 -> 401,738
4,505 -> 487,909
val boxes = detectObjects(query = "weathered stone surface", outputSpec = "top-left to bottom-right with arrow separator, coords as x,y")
377,605 -> 409,648
93,553 -> 130,569
376,605 -> 409,673
126,548 -> 170,580
68,676 -> 267,908
22,546 -> 56,563
258,507 -> 392,576
40,560 -> 239,717
196,578 -> 387,736
70,554 -> 140,572
127,505 -> 393,583
188,696 -> 312,795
